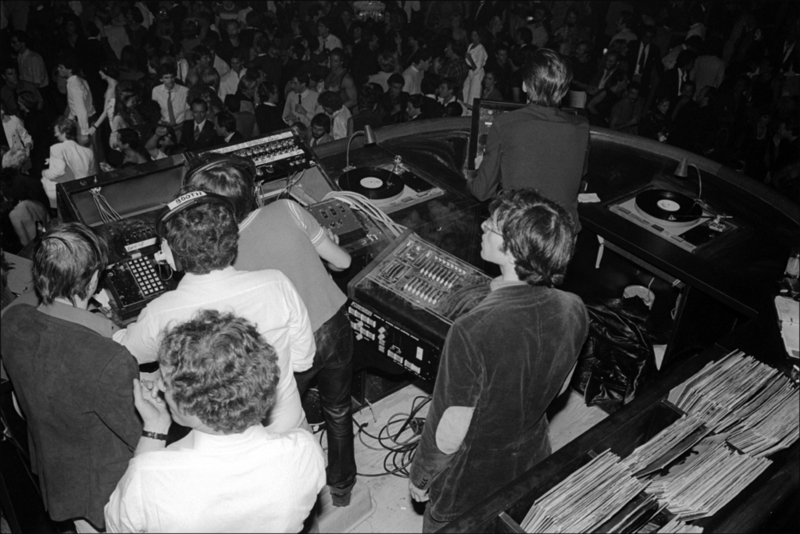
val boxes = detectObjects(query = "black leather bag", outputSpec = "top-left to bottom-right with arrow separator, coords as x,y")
571,297 -> 658,413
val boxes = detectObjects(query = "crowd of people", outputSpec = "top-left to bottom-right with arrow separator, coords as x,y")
1,1 -> 799,252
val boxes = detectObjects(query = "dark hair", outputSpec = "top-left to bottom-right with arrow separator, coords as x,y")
224,94 -> 242,113
489,189 -> 577,286
33,222 -> 108,305
117,128 -> 141,148
311,112 -> 331,132
57,52 -> 81,74
449,40 -> 467,58
158,310 -> 280,434
407,93 -> 424,109
329,47 -> 346,62
192,45 -> 212,63
216,111 -> 237,133
444,101 -> 463,117
619,11 -> 634,29
518,27 -> 533,45
358,84 -> 380,110
191,98 -> 208,111
10,30 -> 30,46
522,48 -> 572,106
608,69 -> 629,88
628,81 -> 642,93
158,62 -> 178,78
409,49 -> 433,66
292,69 -> 311,87
318,90 -> 343,111
255,34 -> 271,54
440,77 -> 460,95
99,61 -> 120,80
2,64 -> 18,75
676,50 -> 697,69
164,201 -> 238,274
183,165 -> 255,223
388,73 -> 405,87
55,116 -> 79,140
257,82 -> 278,102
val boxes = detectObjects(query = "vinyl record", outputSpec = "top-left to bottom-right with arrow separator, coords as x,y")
635,189 -> 701,225
339,167 -> 404,200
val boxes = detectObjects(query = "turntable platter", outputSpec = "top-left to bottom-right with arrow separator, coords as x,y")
635,189 -> 702,227
339,167 -> 405,201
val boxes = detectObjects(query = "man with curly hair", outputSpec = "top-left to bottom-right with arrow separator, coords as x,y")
114,196 -> 316,434
105,310 -> 325,532
408,189 -> 589,532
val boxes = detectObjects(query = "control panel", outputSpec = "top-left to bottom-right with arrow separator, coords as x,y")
307,199 -> 367,248
348,231 -> 491,381
209,129 -> 315,181
104,256 -> 170,321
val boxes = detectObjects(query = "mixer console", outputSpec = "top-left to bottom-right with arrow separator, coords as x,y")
209,129 -> 315,181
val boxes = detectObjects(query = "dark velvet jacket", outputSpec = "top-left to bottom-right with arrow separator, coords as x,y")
410,283 -> 588,522
0,303 -> 141,528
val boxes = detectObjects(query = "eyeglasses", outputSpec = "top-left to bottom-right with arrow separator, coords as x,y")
481,218 -> 502,236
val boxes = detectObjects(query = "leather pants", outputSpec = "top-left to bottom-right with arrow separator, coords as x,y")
294,306 -> 356,496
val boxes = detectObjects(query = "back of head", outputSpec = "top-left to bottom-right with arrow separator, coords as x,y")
158,309 -> 280,434
224,94 -> 242,113
522,48 -> 572,107
56,116 -> 79,140
489,189 -> 577,286
164,201 -> 239,274
34,222 -> 108,305
216,111 -> 237,134
318,90 -> 343,111
183,160 -> 255,223
387,72 -> 405,88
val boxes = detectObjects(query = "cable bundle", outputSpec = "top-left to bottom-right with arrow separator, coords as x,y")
90,188 -> 122,224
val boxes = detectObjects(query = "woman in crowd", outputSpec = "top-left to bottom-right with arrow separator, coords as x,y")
463,29 -> 488,108
481,69 -> 504,101
116,128 -> 152,167
41,117 -> 95,209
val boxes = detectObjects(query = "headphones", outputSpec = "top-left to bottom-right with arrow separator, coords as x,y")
183,152 -> 257,185
153,190 -> 236,271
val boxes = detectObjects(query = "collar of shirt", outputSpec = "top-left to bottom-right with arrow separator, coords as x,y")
194,119 -> 206,130
189,425 -> 271,450
180,266 -> 237,286
489,278 -> 528,292
37,300 -> 118,338
225,132 -> 235,142
67,74 -> 79,84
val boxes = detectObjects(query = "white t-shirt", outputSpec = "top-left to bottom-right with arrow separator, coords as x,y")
104,426 -> 325,533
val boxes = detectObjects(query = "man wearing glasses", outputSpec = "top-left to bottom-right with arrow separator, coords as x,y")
408,189 -> 589,533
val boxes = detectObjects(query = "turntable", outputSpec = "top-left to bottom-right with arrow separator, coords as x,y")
609,187 -> 738,253
338,159 -> 444,214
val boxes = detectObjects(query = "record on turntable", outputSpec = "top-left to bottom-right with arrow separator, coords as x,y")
634,189 -> 702,227
339,167 -> 404,203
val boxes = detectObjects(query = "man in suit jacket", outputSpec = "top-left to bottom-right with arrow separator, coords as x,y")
215,111 -> 244,146
469,49 -> 590,231
627,26 -> 662,95
181,99 -> 221,151
0,223 -> 142,532
657,50 -> 697,104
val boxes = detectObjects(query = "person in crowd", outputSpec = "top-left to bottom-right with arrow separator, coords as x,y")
406,94 -> 427,121
219,51 -> 247,103
89,63 -> 120,138
447,12 -> 469,49
325,48 -> 358,110
224,94 -> 256,141
144,124 -> 179,160
347,83 -> 384,136
609,81 -> 644,134
567,41 -> 597,107
611,11 -> 637,45
1,222 -> 141,533
627,26 -> 662,98
590,51 -> 621,94
470,49 -> 590,232
318,90 -> 351,141
105,310 -> 325,532
180,98 -> 220,151
215,111 -> 243,146
1,64 -> 42,116
283,70 -> 321,128
639,95 -> 672,143
217,19 -> 247,66
463,29 -> 488,107
10,31 -> 49,88
57,53 -> 96,146
668,81 -> 701,151
381,73 -> 411,124
182,154 -> 356,506
693,37 -> 726,101
255,82 -> 283,136
769,120 -> 800,180
116,128 -> 152,167
310,112 -> 334,146
527,4 -> 551,49
480,69 -> 504,101
657,49 -> 697,104
409,188 -> 588,533
1,102 -> 32,155
552,7 -> 584,57
152,63 -> 189,129
318,17 -> 343,53
437,40 -> 470,89
1,149 -> 48,251
403,49 -> 433,96
113,192 -> 316,435
14,91 -> 48,174
41,117 -> 95,209
587,70 -> 630,127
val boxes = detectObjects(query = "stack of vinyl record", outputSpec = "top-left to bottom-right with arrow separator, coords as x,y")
622,415 -> 711,476
644,437 -> 771,522
669,350 -> 799,456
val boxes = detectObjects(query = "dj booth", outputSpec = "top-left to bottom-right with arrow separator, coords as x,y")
4,112 -> 796,531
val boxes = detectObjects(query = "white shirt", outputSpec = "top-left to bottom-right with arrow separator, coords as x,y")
2,115 -> 32,152
219,67 -> 247,102
330,106 -> 352,140
282,88 -> 320,127
41,139 -> 95,208
66,75 -> 96,135
152,83 -> 190,124
318,33 -> 343,53
104,426 -> 325,533
114,267 -> 315,433
214,54 -> 231,78
402,64 -> 424,95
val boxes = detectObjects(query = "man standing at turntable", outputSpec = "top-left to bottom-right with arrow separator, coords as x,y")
468,48 -> 589,231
